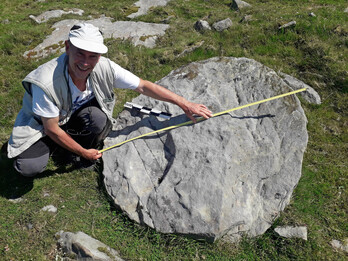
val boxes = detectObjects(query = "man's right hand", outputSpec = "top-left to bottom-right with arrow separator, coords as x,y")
81,149 -> 103,161
42,116 -> 102,161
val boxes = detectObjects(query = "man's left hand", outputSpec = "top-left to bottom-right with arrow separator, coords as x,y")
182,101 -> 213,123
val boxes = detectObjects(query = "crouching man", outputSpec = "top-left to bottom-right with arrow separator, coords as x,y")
7,23 -> 212,177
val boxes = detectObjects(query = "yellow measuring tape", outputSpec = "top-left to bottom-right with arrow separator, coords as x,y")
99,88 -> 307,153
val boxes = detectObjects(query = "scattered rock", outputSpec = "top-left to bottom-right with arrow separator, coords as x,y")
231,0 -> 252,10
212,18 -> 232,32
344,7 -> 348,13
279,21 -> 296,30
8,197 -> 24,203
103,57 -> 308,242
176,41 -> 205,58
331,239 -> 348,253
240,15 -> 253,23
127,0 -> 172,19
161,15 -> 175,24
26,223 -> 33,230
24,16 -> 170,59
56,231 -> 124,260
29,9 -> 84,24
41,205 -> 57,213
333,25 -> 347,36
2,19 -> 9,24
308,12 -> 316,17
279,72 -> 321,104
274,226 -> 308,240
194,20 -> 211,32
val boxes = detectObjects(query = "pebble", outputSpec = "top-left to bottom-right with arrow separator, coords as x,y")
41,205 -> 57,213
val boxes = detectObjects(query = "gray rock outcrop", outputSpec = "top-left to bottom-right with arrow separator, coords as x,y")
24,16 -> 169,59
102,57 -> 308,242
56,231 -> 124,260
29,9 -> 84,24
127,0 -> 172,19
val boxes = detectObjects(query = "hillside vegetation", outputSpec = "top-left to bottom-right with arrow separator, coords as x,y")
0,0 -> 347,260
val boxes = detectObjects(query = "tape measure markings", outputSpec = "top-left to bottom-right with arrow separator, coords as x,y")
124,102 -> 172,119
100,88 -> 307,153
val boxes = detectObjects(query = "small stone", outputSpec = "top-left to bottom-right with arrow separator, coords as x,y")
231,0 -> 252,10
9,197 -> 23,203
331,239 -> 348,253
240,15 -> 253,23
275,226 -> 307,240
212,18 -> 232,32
161,15 -> 175,24
194,20 -> 211,32
309,12 -> 316,17
26,223 -> 33,230
41,205 -> 57,213
176,41 -> 205,58
344,7 -> 348,13
56,231 -> 124,260
279,21 -> 296,30
333,25 -> 347,36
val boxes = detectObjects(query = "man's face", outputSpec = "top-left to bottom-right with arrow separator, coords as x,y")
65,41 -> 101,83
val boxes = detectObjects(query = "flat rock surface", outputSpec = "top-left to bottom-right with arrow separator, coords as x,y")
127,0 -> 172,18
24,16 -> 169,59
29,9 -> 84,23
56,231 -> 123,260
102,57 -> 308,242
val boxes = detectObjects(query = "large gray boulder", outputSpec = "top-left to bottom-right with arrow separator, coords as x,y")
102,57 -> 308,242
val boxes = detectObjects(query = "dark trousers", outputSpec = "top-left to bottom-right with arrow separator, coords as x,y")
14,98 -> 111,177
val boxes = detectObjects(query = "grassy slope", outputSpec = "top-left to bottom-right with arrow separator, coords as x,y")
0,0 -> 347,260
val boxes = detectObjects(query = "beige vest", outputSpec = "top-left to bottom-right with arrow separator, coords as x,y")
8,53 -> 117,158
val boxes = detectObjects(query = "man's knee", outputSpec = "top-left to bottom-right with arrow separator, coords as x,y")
14,154 -> 49,177
87,107 -> 108,134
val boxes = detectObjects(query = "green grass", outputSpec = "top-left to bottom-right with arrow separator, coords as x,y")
0,0 -> 347,260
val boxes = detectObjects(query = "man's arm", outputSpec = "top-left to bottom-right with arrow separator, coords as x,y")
135,79 -> 213,122
41,116 -> 102,161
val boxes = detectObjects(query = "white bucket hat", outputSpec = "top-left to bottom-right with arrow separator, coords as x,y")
68,23 -> 108,54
